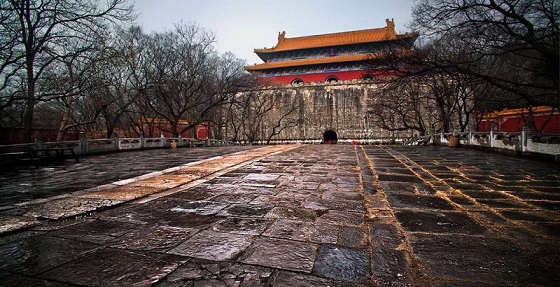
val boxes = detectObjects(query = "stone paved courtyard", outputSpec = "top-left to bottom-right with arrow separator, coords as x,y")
0,144 -> 558,286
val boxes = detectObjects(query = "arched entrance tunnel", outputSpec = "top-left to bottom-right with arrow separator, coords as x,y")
323,130 -> 338,144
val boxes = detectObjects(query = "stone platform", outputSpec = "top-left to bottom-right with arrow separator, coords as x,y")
0,144 -> 558,286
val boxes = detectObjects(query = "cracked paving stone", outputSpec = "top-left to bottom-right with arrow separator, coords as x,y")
168,230 -> 253,261
312,244 -> 369,281
154,258 -> 274,287
40,247 -> 186,286
240,237 -> 317,273
0,236 -> 101,275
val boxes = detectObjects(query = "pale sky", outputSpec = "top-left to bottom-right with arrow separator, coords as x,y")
132,0 -> 415,65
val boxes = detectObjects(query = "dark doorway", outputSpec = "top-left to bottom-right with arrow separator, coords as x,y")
323,130 -> 338,144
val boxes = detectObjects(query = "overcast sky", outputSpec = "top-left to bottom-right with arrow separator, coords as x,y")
132,0 -> 415,64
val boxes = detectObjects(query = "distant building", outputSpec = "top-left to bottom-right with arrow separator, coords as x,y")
245,19 -> 417,85
478,106 -> 560,133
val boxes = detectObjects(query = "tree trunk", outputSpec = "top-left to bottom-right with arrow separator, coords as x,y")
23,60 -> 35,143
57,62 -> 75,141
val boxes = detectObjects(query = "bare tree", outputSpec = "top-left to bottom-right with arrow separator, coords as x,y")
411,0 -> 559,109
239,90 -> 275,144
0,0 -> 133,142
370,79 -> 431,136
264,91 -> 300,144
132,24 -> 248,138
225,88 -> 301,144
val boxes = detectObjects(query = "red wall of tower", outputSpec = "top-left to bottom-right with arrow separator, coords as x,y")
260,69 -> 397,85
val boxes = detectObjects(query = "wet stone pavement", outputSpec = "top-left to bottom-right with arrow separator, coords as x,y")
0,144 -> 558,286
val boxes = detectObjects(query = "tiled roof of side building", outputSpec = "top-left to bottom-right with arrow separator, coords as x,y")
254,19 -> 414,54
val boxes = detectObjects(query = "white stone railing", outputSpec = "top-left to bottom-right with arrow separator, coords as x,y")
0,136 -> 237,156
431,131 -> 560,162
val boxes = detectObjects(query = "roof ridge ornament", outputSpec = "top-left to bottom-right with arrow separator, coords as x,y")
385,18 -> 395,30
278,31 -> 286,41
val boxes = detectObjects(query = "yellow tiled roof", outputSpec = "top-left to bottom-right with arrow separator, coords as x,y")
484,106 -> 557,119
254,19 -> 411,53
245,53 -> 382,71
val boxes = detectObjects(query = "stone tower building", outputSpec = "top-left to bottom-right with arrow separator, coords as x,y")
229,20 -> 418,143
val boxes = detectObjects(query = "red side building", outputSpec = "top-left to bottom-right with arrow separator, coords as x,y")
245,19 -> 417,85
477,107 -> 560,133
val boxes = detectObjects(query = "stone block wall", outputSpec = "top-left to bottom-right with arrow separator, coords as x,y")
226,82 -> 412,142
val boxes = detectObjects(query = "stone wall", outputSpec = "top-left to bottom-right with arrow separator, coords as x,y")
226,81 -> 412,142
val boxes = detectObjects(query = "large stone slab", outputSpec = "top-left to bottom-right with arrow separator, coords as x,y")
386,194 -> 455,210
263,219 -> 339,244
240,237 -> 317,273
0,236 -> 101,275
409,234 -> 559,285
40,247 -> 186,286
154,258 -> 274,287
168,230 -> 253,261
395,210 -> 488,234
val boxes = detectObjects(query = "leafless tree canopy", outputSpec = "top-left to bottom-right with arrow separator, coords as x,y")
411,0 -> 559,108
369,0 -> 559,137
0,1 -> 255,143
0,0 -> 134,142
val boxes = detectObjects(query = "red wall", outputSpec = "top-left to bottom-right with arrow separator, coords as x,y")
263,69 -> 396,85
478,114 -> 560,133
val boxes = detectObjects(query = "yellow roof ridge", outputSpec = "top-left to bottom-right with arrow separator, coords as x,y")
255,19 -> 407,53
